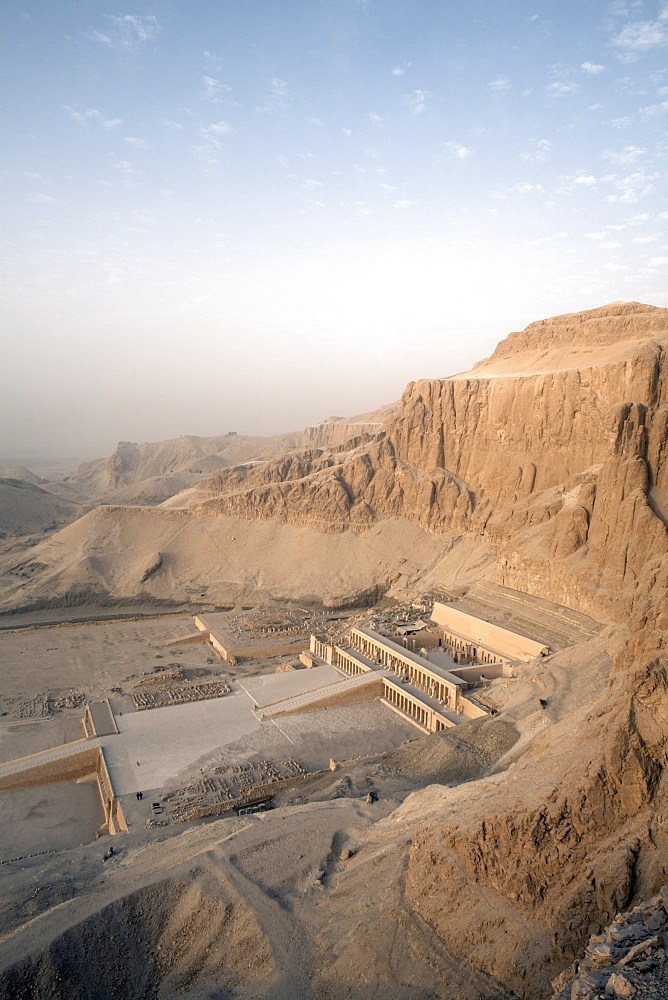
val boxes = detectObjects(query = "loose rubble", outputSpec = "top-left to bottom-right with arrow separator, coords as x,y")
132,679 -> 230,710
161,759 -> 307,823
552,886 -> 668,999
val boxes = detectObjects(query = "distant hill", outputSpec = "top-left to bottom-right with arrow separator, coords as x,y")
67,405 -> 399,504
0,478 -> 88,538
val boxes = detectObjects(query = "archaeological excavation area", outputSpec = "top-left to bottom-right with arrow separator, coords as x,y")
0,583 -> 602,862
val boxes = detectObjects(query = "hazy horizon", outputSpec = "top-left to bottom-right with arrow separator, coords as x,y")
3,1 -> 667,464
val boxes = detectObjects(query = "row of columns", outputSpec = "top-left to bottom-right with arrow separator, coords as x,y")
349,631 -> 459,709
440,630 -> 505,666
331,648 -> 367,676
382,682 -> 449,733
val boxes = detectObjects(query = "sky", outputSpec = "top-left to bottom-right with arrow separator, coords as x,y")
1,0 -> 667,463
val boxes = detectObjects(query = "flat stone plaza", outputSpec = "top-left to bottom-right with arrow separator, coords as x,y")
101,664 -> 371,795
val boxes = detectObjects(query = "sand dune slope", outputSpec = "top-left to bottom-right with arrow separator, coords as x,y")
0,505 -> 489,611
0,479 -> 88,538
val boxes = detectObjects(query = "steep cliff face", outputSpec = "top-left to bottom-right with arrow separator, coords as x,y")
4,302 -> 667,620
179,301 -> 668,621
392,337 -> 665,503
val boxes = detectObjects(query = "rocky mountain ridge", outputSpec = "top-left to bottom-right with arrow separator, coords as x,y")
181,301 -> 668,623
2,302 -> 666,623
69,407 -> 397,501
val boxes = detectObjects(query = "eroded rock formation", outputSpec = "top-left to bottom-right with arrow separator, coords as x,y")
176,301 -> 668,622
0,302 -> 667,1000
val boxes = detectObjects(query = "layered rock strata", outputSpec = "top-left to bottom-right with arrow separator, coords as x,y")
183,301 -> 668,620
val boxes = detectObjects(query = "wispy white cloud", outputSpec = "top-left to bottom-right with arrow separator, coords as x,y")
546,81 -> 579,97
163,120 -> 183,129
199,121 -> 234,148
574,174 -> 598,185
488,76 -> 511,92
638,99 -> 668,118
606,168 -> 659,203
611,6 -> 668,61
91,14 -> 161,51
581,61 -> 606,74
202,75 -> 221,100
254,77 -> 292,114
520,138 -> 553,162
114,159 -> 141,182
125,136 -> 150,149
62,106 -> 122,129
608,2 -> 644,20
515,182 -> 543,192
405,89 -> 431,113
523,231 -> 570,247
391,62 -> 411,76
368,112 -> 384,125
26,192 -> 54,204
304,178 -> 323,189
603,144 -> 647,163
62,105 -> 100,125
445,141 -> 471,159
608,97 -> 668,126
393,199 -> 417,208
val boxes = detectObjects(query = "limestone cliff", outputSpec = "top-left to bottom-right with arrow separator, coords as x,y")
176,301 -> 668,622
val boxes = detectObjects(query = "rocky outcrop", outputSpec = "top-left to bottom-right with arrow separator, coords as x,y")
70,435 -> 236,497
4,302 -> 667,620
404,633 -> 668,998
488,301 -> 668,357
551,884 -> 668,999
193,448 -> 338,499
193,437 -> 474,534
70,407 -> 397,501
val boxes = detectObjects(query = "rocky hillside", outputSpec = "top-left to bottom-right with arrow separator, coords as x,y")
0,479 -> 88,538
69,407 -> 397,502
2,302 -> 666,619
184,301 -> 668,621
551,882 -> 668,999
